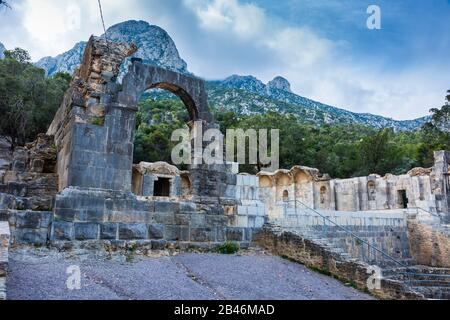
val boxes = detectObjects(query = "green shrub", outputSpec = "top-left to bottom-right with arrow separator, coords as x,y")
215,241 -> 239,254
90,116 -> 105,126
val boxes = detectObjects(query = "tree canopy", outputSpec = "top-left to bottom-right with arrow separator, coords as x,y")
0,48 -> 71,148
133,91 -> 450,178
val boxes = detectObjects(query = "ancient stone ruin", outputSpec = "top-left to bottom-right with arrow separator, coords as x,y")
0,36 -> 449,300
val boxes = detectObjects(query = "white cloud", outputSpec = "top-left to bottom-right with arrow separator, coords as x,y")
183,0 -> 447,119
186,0 -> 266,39
0,0 -> 446,120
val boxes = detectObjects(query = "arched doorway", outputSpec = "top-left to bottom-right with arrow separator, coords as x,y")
118,60 -> 224,198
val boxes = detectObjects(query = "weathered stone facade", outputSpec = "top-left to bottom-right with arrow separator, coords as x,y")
258,152 -> 450,222
0,134 -> 57,213
0,36 -> 246,246
254,226 -> 424,300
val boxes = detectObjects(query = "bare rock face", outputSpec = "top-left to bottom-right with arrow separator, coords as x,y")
267,76 -> 292,93
35,20 -> 189,77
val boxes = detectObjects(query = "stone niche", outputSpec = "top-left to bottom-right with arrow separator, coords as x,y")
132,162 -> 188,199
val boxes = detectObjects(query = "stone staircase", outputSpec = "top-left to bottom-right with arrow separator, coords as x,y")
382,267 -> 450,300
270,211 -> 450,300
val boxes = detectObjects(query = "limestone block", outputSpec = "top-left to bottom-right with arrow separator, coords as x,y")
215,227 -> 226,242
226,228 -> 244,241
74,223 -> 100,240
155,201 -> 180,214
175,214 -> 191,226
190,228 -> 213,242
153,212 -> 175,225
118,223 -> 148,240
180,202 -> 197,213
205,215 -> 228,227
148,224 -> 164,240
237,206 -> 248,215
236,216 -> 249,228
255,216 -> 265,228
225,185 -> 236,198
166,225 -> 189,241
100,223 -> 118,240
51,221 -> 74,241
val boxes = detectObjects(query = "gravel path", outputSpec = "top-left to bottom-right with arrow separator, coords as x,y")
6,249 -> 373,300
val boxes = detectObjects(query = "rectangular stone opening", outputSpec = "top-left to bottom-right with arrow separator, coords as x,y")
154,178 -> 171,197
397,190 -> 408,209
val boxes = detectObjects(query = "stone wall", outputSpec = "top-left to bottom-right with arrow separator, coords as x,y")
257,151 -> 450,218
0,221 -> 10,300
407,218 -> 450,268
255,226 -> 423,300
273,210 -> 412,267
232,174 -> 266,229
4,210 -> 53,245
0,134 -> 58,212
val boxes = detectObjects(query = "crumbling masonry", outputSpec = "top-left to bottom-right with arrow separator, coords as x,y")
0,36 -> 449,299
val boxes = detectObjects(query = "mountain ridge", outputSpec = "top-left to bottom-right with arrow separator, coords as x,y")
35,20 -> 188,77
207,75 -> 428,130
30,19 -> 428,131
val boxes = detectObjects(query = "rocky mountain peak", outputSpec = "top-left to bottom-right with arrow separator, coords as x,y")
35,20 -> 189,77
221,75 -> 266,94
267,76 -> 291,93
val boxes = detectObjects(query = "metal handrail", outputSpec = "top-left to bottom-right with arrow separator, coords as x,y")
408,206 -> 443,221
280,199 -> 409,269
349,206 -> 443,220
275,200 -> 450,288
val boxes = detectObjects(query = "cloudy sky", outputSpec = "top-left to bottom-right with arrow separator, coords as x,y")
0,0 -> 449,120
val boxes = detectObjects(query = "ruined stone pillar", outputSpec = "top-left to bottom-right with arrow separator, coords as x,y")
47,36 -> 138,192
433,151 -> 450,222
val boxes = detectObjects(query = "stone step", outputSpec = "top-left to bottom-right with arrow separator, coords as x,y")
407,280 -> 450,287
410,286 -> 450,300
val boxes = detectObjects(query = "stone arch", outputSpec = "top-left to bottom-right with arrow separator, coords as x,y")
48,37 -> 224,199
116,61 -> 221,199
118,62 -> 213,123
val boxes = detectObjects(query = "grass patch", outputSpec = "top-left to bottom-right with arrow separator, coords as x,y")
215,241 -> 240,254
90,116 -> 105,126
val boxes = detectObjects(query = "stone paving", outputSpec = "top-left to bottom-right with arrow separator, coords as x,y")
6,249 -> 373,300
